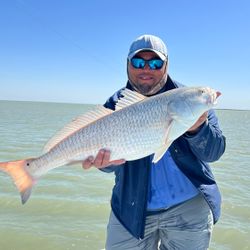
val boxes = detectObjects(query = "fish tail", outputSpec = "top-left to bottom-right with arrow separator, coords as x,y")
0,159 -> 36,204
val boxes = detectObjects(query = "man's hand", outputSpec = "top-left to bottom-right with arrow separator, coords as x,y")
187,111 -> 208,134
82,149 -> 126,170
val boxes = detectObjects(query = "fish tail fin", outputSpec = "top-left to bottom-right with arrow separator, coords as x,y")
0,159 -> 36,204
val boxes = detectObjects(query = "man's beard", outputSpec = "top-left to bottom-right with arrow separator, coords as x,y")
132,82 -> 160,96
129,73 -> 168,96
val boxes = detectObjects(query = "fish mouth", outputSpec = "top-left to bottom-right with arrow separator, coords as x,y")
207,89 -> 221,106
216,91 -> 221,98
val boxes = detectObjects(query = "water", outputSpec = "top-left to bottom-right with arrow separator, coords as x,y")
0,100 -> 249,250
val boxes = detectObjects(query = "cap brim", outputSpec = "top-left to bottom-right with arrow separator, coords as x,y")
128,48 -> 167,61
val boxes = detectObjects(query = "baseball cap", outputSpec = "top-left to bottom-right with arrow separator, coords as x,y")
128,34 -> 168,61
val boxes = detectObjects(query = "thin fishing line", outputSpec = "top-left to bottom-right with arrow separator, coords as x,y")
14,0 -> 123,75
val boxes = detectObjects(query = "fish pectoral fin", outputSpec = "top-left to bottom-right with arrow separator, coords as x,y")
152,141 -> 173,163
152,119 -> 174,163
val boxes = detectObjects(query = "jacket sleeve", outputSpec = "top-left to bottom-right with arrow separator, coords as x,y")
183,109 -> 226,162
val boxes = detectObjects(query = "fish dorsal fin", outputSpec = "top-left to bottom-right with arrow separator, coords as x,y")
115,88 -> 147,111
43,106 -> 113,153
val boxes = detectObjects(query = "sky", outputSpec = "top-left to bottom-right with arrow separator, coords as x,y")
0,0 -> 249,110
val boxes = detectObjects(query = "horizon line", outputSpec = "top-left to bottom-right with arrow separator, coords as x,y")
0,99 -> 249,112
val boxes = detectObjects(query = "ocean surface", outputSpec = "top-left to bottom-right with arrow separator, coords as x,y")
0,100 -> 249,250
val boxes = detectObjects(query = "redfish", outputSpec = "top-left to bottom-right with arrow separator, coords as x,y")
0,87 -> 220,204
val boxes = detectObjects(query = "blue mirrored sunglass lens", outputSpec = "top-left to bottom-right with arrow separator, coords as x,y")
148,60 -> 164,69
131,58 -> 145,69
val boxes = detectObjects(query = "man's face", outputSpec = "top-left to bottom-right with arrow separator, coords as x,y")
128,51 -> 167,95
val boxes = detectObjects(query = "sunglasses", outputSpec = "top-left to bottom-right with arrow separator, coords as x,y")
130,57 -> 164,70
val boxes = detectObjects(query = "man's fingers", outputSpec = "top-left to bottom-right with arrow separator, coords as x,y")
93,149 -> 107,167
101,150 -> 111,166
188,112 -> 208,133
196,112 -> 208,126
99,150 -> 125,167
82,149 -> 125,170
82,156 -> 94,169
199,111 -> 208,121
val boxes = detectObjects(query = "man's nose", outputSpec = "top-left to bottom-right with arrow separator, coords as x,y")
143,63 -> 151,71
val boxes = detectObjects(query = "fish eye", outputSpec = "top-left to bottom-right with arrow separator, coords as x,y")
200,89 -> 205,95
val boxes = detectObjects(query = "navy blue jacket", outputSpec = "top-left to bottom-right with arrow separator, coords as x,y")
102,76 -> 226,239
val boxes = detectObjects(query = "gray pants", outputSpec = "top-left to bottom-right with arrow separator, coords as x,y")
105,194 -> 214,250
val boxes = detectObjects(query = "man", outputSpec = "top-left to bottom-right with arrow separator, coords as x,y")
82,35 -> 226,250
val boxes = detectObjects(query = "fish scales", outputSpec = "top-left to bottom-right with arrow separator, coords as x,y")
33,95 -> 168,176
